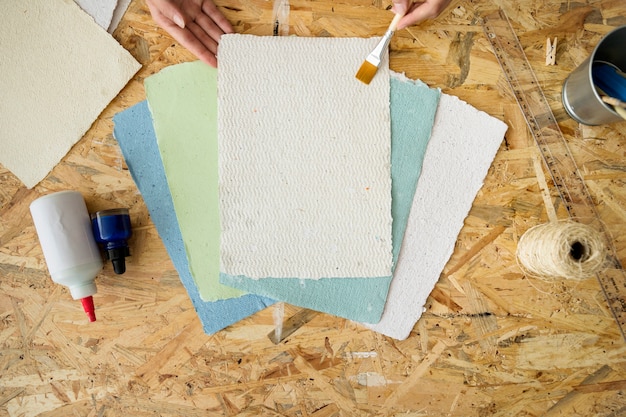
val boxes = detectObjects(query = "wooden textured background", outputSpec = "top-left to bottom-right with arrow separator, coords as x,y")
2,0 -> 626,415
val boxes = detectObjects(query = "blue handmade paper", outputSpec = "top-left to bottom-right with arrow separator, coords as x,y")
113,101 -> 275,335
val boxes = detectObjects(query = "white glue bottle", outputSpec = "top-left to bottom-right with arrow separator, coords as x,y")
30,191 -> 103,322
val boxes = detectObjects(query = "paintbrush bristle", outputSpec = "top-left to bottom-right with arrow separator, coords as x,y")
356,13 -> 402,85
355,60 -> 378,85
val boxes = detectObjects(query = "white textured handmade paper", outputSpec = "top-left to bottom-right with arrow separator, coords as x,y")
218,35 -> 393,279
1,0 -> 140,189
365,94 -> 507,340
74,0 -> 117,30
109,0 -> 132,33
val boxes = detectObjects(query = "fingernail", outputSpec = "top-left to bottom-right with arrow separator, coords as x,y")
173,14 -> 185,29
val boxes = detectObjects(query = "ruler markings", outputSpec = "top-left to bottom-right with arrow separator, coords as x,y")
482,9 -> 626,340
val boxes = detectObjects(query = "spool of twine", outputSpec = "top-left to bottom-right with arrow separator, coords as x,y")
516,220 -> 607,281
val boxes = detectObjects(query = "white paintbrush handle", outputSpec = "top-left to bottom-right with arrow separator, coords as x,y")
362,12 -> 405,70
370,14 -> 404,60
388,13 -> 403,33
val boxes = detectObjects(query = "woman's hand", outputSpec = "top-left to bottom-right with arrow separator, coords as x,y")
146,0 -> 234,67
392,0 -> 453,30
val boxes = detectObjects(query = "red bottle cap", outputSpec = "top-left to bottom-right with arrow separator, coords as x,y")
80,296 -> 97,322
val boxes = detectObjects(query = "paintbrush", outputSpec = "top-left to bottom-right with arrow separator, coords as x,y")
355,13 -> 403,85
602,95 -> 626,109
602,96 -> 626,120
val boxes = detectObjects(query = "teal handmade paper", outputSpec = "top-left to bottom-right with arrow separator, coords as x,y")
220,74 -> 441,323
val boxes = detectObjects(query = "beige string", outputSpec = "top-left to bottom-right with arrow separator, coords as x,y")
516,220 -> 607,281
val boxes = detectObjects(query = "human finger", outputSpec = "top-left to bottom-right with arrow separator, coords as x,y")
186,19 -> 220,66
201,0 -> 235,34
193,12 -> 229,47
151,9 -> 219,67
146,0 -> 186,28
396,0 -> 452,30
391,0 -> 411,16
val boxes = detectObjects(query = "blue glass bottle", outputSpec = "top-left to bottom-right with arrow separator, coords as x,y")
91,208 -> 132,274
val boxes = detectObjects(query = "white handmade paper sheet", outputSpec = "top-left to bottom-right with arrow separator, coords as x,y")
74,0 -> 117,30
365,93 -> 508,340
218,35 -> 393,279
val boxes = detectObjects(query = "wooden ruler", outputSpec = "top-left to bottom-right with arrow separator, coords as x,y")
482,9 -> 626,341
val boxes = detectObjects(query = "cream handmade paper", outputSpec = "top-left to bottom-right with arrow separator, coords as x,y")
1,0 -> 140,188
218,35 -> 393,279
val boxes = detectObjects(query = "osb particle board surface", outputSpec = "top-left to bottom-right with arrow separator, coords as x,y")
1,0 -> 626,416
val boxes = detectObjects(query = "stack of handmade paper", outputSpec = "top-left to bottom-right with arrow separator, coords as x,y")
113,34 -> 507,340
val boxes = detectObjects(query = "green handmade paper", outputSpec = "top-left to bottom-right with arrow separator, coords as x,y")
145,61 -> 243,301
